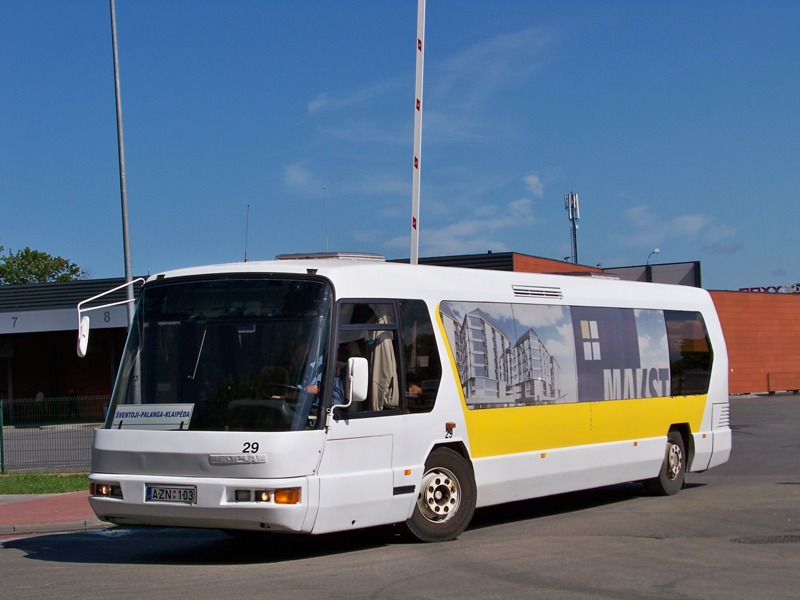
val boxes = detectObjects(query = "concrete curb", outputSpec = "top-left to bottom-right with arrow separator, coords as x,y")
0,518 -> 108,535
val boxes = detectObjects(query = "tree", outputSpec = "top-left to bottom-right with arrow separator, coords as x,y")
0,246 -> 88,284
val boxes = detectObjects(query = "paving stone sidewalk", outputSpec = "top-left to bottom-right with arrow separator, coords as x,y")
0,491 -> 105,534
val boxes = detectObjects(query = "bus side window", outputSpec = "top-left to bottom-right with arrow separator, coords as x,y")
336,302 -> 401,414
335,300 -> 443,415
664,310 -> 712,396
399,299 -> 442,414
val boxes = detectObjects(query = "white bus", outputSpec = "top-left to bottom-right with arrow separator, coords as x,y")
82,253 -> 731,542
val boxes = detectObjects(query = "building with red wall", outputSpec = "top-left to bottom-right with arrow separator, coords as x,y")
710,291 -> 800,395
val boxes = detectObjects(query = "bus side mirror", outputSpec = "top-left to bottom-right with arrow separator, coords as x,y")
77,315 -> 91,358
326,357 -> 368,430
345,357 -> 369,406
76,277 -> 144,358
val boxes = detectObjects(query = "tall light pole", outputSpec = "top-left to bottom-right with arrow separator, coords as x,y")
110,0 -> 134,322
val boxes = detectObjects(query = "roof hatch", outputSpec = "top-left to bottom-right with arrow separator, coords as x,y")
276,252 -> 385,262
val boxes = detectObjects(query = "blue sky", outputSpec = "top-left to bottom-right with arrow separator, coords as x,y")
2,1 -> 798,291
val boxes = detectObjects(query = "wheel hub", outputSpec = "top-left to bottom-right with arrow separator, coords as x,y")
666,443 -> 683,481
418,467 -> 460,523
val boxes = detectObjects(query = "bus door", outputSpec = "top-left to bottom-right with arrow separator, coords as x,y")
313,301 -> 411,533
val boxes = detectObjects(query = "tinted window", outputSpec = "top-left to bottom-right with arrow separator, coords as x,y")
335,302 -> 401,413
664,311 -> 712,396
334,299 -> 442,415
399,299 -> 442,413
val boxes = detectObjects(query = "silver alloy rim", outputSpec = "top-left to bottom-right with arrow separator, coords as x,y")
418,467 -> 460,523
666,442 -> 683,481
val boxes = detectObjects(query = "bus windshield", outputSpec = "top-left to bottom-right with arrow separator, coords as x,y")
107,277 -> 333,432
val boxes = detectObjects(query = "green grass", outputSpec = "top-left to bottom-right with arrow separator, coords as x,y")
0,472 -> 88,495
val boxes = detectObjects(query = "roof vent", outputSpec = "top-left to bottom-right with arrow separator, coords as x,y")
276,252 -> 385,262
512,285 -> 563,299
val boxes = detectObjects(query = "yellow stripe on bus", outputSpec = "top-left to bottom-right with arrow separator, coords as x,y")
461,395 -> 707,458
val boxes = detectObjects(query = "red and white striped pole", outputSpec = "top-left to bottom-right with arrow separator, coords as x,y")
410,0 -> 425,265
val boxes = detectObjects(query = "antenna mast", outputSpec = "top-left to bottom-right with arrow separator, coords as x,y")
564,191 -> 580,264
409,0 -> 426,264
323,186 -> 329,252
244,204 -> 249,262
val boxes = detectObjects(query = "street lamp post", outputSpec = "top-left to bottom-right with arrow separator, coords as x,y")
109,0 -> 134,322
646,248 -> 660,282
647,248 -> 660,265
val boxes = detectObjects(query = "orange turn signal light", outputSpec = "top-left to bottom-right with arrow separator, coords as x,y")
273,488 -> 301,505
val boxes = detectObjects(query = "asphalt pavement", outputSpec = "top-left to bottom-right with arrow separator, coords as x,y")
0,491 -> 106,535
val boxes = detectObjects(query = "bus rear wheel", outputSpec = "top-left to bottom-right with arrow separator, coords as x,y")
644,431 -> 686,496
402,447 -> 476,543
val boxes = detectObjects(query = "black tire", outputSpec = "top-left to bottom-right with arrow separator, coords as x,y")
644,431 -> 686,496
402,447 -> 477,543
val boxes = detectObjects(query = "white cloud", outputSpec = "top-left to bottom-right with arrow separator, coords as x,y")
341,174 -> 409,198
384,197 -> 538,256
708,242 -> 742,255
672,214 -> 713,237
523,173 -> 545,198
622,205 -> 659,235
308,80 -> 403,116
307,92 -> 332,115
306,27 -> 555,150
422,109 -> 485,144
705,223 -> 737,243
616,204 -> 718,247
433,27 -> 552,102
283,162 -> 316,192
423,28 -> 553,143
319,120 -> 408,145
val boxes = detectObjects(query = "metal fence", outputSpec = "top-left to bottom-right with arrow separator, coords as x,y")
0,396 -> 108,473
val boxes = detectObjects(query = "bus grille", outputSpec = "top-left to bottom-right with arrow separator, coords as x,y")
713,403 -> 730,429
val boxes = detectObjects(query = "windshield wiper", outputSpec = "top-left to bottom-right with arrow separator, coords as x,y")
188,328 -> 207,380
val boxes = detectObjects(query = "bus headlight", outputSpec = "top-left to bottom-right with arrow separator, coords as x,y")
234,489 -> 252,502
232,489 -> 271,502
91,482 -> 122,499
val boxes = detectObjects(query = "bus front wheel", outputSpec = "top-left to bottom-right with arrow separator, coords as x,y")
644,431 -> 686,496
402,447 -> 476,542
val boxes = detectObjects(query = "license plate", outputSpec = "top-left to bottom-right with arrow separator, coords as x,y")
145,485 -> 196,504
